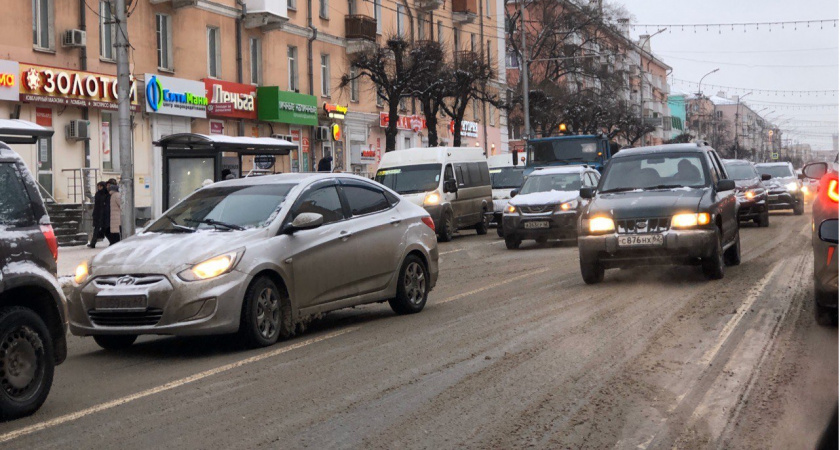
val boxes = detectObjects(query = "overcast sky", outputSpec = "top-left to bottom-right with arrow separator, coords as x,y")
625,0 -> 839,149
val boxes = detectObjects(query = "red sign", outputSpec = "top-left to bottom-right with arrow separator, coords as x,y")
209,120 -> 224,135
203,79 -> 257,120
19,63 -> 139,111
379,112 -> 426,131
302,137 -> 310,154
35,107 -> 52,127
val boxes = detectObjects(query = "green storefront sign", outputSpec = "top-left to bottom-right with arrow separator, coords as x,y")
257,87 -> 318,126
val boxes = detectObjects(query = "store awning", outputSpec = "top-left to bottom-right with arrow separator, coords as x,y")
154,133 -> 296,155
0,119 -> 54,144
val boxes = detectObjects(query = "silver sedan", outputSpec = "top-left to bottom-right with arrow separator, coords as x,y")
69,173 -> 439,349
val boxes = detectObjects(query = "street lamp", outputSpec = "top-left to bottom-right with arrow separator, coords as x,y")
697,68 -> 720,98
734,92 -> 752,159
639,28 -> 667,147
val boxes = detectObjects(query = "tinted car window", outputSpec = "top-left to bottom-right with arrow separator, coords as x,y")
343,184 -> 391,216
455,164 -> 469,188
477,162 -> 491,185
757,165 -> 794,178
468,163 -> 482,187
296,186 -> 345,224
601,154 -> 708,192
0,163 -> 35,227
520,173 -> 581,194
374,164 -> 441,195
705,153 -> 720,184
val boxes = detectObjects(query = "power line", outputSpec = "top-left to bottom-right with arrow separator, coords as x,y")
664,55 -> 837,69
671,78 -> 838,96
630,19 -> 838,32
658,47 -> 839,55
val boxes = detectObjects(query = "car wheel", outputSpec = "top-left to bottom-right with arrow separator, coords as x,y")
580,256 -> 604,284
815,290 -> 838,326
535,237 -> 548,245
389,255 -> 429,315
496,224 -> 504,238
0,306 -> 54,421
702,228 -> 725,280
437,211 -> 454,242
759,210 -> 770,227
793,201 -> 804,216
475,211 -> 489,235
93,335 -> 138,351
504,235 -> 521,249
239,276 -> 292,348
724,228 -> 741,266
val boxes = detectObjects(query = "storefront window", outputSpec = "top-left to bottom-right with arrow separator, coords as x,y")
101,112 -> 121,172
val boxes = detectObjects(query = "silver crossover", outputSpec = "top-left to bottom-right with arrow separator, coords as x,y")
68,174 -> 439,349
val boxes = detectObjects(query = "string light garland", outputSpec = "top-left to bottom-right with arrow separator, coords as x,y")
670,78 -> 838,97
629,19 -> 837,33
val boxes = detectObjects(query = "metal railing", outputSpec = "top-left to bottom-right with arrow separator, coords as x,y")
345,15 -> 377,41
60,168 -> 100,204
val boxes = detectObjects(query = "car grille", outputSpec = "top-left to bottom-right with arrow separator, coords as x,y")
616,217 -> 670,234
93,275 -> 166,288
88,308 -> 164,327
521,205 -> 553,214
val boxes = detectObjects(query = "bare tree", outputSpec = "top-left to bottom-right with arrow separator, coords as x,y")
440,52 -> 502,147
409,40 -> 446,147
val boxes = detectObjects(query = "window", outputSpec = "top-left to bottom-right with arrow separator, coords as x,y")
376,88 -> 384,107
295,185 -> 344,224
454,28 -> 460,51
374,0 -> 382,34
489,103 -> 496,126
288,0 -> 296,9
156,14 -> 173,70
470,33 -> 476,52
455,164 -> 469,187
397,5 -> 405,36
320,54 -> 330,97
399,96 -> 407,111
473,98 -> 480,121
437,21 -> 443,43
0,163 -> 35,227
319,0 -> 328,19
99,1 -> 115,60
418,16 -> 426,40
506,47 -> 519,68
487,40 -> 492,64
468,163 -> 481,186
349,66 -> 359,102
347,0 -> 356,15
342,184 -> 391,216
101,112 -> 121,172
486,0 -> 491,17
207,27 -> 221,78
444,165 -> 455,182
249,38 -> 262,85
32,0 -> 53,50
288,46 -> 299,91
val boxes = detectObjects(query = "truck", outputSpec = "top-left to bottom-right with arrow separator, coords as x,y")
523,134 -> 613,176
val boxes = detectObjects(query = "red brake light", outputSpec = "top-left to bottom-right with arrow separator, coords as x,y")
827,179 -> 839,203
421,216 -> 435,232
40,224 -> 58,261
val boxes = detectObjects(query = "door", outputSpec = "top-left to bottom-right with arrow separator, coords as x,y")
705,151 -> 737,243
36,137 -> 52,198
452,163 -> 471,225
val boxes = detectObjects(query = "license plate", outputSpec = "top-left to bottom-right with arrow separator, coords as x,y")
95,295 -> 148,310
618,234 -> 664,247
524,221 -> 550,229
768,195 -> 779,201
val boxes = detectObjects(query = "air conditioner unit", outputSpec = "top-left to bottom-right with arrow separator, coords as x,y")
271,134 -> 294,142
66,120 -> 90,141
315,126 -> 330,141
62,29 -> 86,48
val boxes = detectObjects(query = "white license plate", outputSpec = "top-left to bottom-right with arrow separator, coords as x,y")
524,221 -> 550,229
618,234 -> 664,247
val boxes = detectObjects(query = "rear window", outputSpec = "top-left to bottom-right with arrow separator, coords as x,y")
0,163 -> 35,227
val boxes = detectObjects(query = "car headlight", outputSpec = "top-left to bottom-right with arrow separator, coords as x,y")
745,190 -> 755,200
589,216 -> 615,233
801,186 -> 809,194
423,191 -> 441,206
557,200 -> 578,212
671,213 -> 710,228
178,251 -> 242,282
505,204 -> 517,214
74,260 -> 90,284
786,182 -> 798,192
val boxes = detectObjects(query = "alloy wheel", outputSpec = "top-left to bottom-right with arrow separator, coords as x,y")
256,288 -> 281,340
403,262 -> 426,305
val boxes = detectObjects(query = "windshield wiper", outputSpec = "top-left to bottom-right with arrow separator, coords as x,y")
184,218 -> 245,231
644,184 -> 693,190
164,214 -> 196,233
599,187 -> 639,194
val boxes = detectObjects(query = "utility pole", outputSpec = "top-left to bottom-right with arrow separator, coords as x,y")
115,0 -> 134,237
733,92 -> 752,159
520,0 -> 530,141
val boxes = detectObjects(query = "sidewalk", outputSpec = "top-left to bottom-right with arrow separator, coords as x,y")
57,243 -> 108,277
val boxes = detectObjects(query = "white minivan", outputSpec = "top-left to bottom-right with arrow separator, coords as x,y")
487,154 -> 526,237
375,147 -> 493,241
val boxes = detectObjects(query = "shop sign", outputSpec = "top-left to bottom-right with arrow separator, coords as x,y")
450,120 -> 478,138
257,87 -> 317,126
145,74 -> 207,118
255,155 -> 275,170
323,102 -> 348,120
379,112 -> 426,131
20,63 -> 139,110
360,145 -> 376,164
209,120 -> 224,135
35,107 -> 52,127
331,123 -> 342,141
204,79 -> 257,120
0,60 -> 19,102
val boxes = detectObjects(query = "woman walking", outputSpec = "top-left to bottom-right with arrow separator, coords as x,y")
87,181 -> 110,248
108,183 -> 122,244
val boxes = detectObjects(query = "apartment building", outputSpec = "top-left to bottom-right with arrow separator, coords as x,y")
0,0 -> 507,218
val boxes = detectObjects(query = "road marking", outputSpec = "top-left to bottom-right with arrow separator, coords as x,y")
437,267 -> 553,304
0,327 -> 359,444
697,261 -> 782,367
440,248 -> 465,256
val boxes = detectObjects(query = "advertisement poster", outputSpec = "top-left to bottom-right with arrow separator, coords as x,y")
302,136 -> 311,172
290,128 -> 301,172
101,121 -> 111,163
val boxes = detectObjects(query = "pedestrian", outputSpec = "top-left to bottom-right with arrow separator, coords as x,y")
108,184 -> 122,244
87,181 -> 109,248
317,154 -> 333,172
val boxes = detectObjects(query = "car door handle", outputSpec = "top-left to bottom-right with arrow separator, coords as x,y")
390,218 -> 402,225
338,231 -> 352,242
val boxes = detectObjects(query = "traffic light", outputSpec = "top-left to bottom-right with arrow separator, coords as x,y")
559,123 -> 567,134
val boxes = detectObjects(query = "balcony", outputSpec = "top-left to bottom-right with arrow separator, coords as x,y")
453,50 -> 479,63
417,0 -> 443,11
452,0 -> 477,24
243,0 -> 288,30
345,15 -> 377,54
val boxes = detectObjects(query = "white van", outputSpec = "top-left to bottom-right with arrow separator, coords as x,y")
375,147 -> 493,241
487,154 -> 526,237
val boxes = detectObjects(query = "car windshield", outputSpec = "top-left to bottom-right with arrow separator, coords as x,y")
490,167 -> 525,189
601,154 -> 708,192
724,163 -> 758,180
528,138 -> 601,166
375,164 -> 442,194
146,184 -> 295,233
757,165 -> 793,178
520,173 -> 581,195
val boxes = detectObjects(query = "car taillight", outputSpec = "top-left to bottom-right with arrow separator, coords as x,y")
421,216 -> 435,232
40,224 -> 58,261
827,178 -> 839,203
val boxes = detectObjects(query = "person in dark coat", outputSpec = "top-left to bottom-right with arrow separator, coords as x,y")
87,181 -> 110,248
317,155 -> 333,172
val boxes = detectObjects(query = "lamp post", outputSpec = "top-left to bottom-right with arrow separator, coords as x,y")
734,92 -> 752,159
638,28 -> 666,147
697,68 -> 720,98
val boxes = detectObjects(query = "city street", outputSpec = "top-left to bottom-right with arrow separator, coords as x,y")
0,212 -> 834,449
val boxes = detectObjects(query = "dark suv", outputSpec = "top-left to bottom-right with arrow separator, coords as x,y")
0,125 -> 67,420
723,159 -> 771,227
756,162 -> 805,215
578,143 -> 740,283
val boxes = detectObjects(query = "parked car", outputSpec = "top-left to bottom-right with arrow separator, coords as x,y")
723,159 -> 771,227
487,154 -> 525,237
0,139 -> 68,420
802,160 -> 838,325
577,142 -> 740,284
69,174 -> 438,350
755,162 -> 805,215
375,147 -> 492,241
502,166 -> 599,249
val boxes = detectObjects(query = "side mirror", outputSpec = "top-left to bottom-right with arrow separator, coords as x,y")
510,189 -> 518,198
716,179 -> 736,192
819,219 -> 838,245
761,174 -> 771,181
579,187 -> 595,199
803,162 -> 829,180
285,212 -> 324,233
443,179 -> 458,193
797,173 -> 806,180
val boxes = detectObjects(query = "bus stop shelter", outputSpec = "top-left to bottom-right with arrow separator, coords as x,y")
154,133 -> 296,210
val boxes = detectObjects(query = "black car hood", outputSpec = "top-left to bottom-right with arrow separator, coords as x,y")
591,188 -> 706,219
